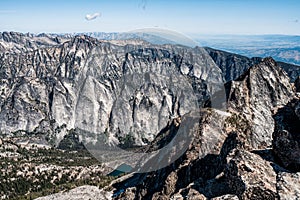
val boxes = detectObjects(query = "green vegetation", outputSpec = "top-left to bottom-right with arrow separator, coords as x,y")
118,131 -> 136,149
0,138 -> 115,200
57,129 -> 86,151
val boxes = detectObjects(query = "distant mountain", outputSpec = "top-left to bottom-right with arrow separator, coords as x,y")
197,35 -> 300,66
205,47 -> 300,82
83,33 -> 300,66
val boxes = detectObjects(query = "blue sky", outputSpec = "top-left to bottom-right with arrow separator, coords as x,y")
0,0 -> 299,35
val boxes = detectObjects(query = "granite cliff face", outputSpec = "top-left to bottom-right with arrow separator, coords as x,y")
1,32 -> 300,199
0,32 -> 223,149
0,34 -> 99,142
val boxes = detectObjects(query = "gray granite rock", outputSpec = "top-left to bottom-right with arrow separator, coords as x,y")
273,99 -> 300,172
277,172 -> 300,200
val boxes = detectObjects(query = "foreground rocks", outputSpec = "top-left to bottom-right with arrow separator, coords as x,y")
224,150 -> 277,199
35,185 -> 112,200
273,98 -> 300,172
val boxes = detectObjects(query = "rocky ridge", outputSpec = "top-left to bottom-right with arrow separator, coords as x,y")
205,47 -> 300,82
108,57 -> 300,200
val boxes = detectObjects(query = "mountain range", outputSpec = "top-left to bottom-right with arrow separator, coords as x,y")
0,31 -> 300,200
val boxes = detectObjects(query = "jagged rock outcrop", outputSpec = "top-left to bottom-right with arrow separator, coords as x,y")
224,149 -> 277,199
227,58 -> 294,149
111,110 -> 238,200
110,115 -> 279,199
277,62 -> 300,82
273,98 -> 300,172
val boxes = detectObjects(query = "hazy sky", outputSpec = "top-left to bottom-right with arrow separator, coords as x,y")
0,0 -> 299,35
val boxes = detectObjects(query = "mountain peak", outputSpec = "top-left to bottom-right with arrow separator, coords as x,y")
261,57 -> 276,65
227,55 -> 294,149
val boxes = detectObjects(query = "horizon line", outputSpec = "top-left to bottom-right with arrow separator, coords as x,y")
0,30 -> 300,37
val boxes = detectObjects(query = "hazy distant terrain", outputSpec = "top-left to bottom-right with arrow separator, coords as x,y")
72,33 -> 300,66
196,35 -> 300,65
